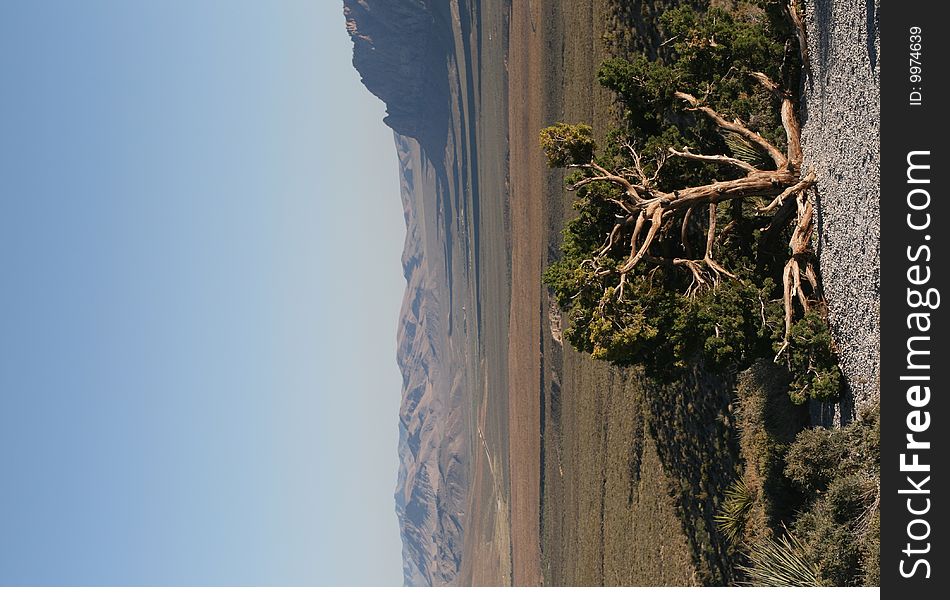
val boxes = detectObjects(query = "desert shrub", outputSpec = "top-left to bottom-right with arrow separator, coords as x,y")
731,360 -> 808,536
738,529 -> 819,587
784,409 -> 879,498
861,510 -> 880,586
792,496 -> 867,586
714,478 -> 756,545
779,311 -> 842,404
783,409 -> 880,586
727,366 -> 878,586
783,427 -> 850,495
539,123 -> 596,168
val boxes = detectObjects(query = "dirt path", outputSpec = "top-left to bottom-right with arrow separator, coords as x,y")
506,0 -> 544,587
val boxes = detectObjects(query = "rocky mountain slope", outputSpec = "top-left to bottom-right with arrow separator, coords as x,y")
392,133 -> 469,586
345,0 -> 477,586
344,0 -> 450,153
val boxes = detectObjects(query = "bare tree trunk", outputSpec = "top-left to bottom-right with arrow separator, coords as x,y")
565,73 -> 820,347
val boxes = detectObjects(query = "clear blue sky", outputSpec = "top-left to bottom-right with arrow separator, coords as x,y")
0,0 -> 405,585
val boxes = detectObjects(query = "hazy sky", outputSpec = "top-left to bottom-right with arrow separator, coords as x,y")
0,0 -> 405,585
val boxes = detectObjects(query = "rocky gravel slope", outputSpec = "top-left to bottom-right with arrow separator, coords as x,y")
800,0 -> 881,423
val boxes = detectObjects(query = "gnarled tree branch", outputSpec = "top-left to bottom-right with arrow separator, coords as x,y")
675,91 -> 787,169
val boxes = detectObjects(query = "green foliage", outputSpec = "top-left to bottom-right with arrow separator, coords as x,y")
714,478 -> 756,545
790,475 -> 879,586
725,366 -> 879,587
682,278 -> 771,372
782,409 -> 881,586
732,360 -> 809,542
725,132 -> 768,167
779,311 -> 842,405
730,367 -> 879,586
546,259 -> 788,380
540,123 -> 596,168
784,427 -> 852,495
546,196 -> 804,382
562,1 -> 876,587
543,1 -> 841,404
738,530 -> 820,587
784,408 -> 880,500
594,3 -> 791,190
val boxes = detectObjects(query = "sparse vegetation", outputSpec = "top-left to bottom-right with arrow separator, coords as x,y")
541,0 -> 877,588
719,364 -> 879,586
714,478 -> 756,545
739,529 -> 820,587
784,407 -> 881,586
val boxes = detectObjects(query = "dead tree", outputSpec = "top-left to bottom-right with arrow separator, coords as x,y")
560,70 -> 818,350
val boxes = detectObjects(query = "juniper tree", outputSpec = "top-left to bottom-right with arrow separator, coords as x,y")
542,1 -> 838,401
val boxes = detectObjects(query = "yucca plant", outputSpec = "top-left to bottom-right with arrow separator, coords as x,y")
714,478 -> 756,545
724,131 -> 768,168
738,529 -> 820,587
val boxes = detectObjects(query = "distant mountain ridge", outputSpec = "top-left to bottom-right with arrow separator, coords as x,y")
391,134 -> 467,586
344,0 -> 470,586
343,0 -> 450,153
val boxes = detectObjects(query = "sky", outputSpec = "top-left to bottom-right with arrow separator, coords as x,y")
0,0 -> 406,586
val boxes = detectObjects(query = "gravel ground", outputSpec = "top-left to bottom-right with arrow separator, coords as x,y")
800,0 -> 881,425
